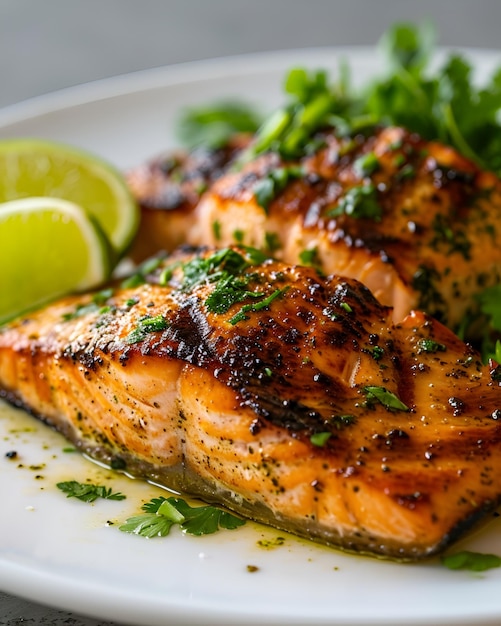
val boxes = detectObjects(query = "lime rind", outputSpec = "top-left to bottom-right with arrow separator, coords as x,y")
0,138 -> 139,256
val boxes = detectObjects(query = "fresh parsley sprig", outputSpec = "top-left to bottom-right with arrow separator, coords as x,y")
177,101 -> 262,149
179,247 -> 288,324
328,183 -> 382,221
119,495 -> 246,538
441,550 -> 501,572
126,314 -> 169,344
221,22 -> 501,176
363,386 -> 409,412
57,480 -> 126,503
363,22 -> 501,174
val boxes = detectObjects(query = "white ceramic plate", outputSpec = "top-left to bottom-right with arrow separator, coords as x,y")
2,48 -> 501,626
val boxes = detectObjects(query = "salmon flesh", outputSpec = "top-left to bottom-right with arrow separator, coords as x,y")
127,127 -> 501,331
1,246 -> 501,560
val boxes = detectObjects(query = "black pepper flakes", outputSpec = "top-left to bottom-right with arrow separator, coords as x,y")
448,396 -> 466,416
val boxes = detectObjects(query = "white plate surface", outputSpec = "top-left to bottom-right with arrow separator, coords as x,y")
1,48 -> 501,626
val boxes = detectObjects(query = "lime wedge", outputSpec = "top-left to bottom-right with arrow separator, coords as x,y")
0,197 -> 111,324
0,139 -> 138,256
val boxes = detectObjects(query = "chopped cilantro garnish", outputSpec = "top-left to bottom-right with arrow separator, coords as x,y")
253,166 -> 304,213
238,21 -> 501,177
159,266 -> 176,286
62,289 -> 115,321
441,550 -> 501,572
411,265 -> 446,321
299,247 -> 323,275
310,415 -> 355,445
228,286 -> 290,325
478,284 -> 501,332
430,213 -> 471,259
367,22 -> 501,173
121,254 -> 166,289
178,247 -> 286,325
57,480 -> 126,503
177,101 -> 261,149
416,338 -> 446,353
233,229 -> 245,243
396,163 -> 416,181
474,287 -> 501,361
205,274 -> 263,315
331,414 -> 356,429
298,247 -> 318,266
180,247 -> 256,291
354,152 -> 380,177
126,314 -> 169,344
328,184 -> 383,221
170,497 -> 246,535
264,231 -> 282,253
212,219 -> 222,241
363,386 -> 409,412
62,302 -> 99,322
93,288 -> 114,305
367,345 -> 384,361
243,66 -> 352,160
494,340 -> 501,365
310,432 -> 331,447
119,495 -> 245,538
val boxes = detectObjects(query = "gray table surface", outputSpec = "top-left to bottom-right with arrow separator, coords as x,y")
1,1 -> 501,624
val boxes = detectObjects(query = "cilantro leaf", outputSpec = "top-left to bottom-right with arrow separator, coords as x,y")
121,254 -> 167,289
57,480 -> 126,503
178,247 -> 285,325
310,432 -> 332,447
363,386 -> 409,412
180,247 -> 250,291
205,274 -> 263,315
477,284 -> 501,331
228,286 -> 289,325
119,495 -> 246,539
61,288 -> 115,322
441,550 -> 501,572
416,338 -> 446,354
353,152 -> 380,178
239,21 -> 501,178
329,184 -> 383,221
126,314 -> 169,344
379,21 -> 435,73
177,101 -> 261,149
299,247 -> 323,275
119,513 -> 177,538
253,166 -> 304,212
474,285 -> 501,361
168,497 -> 246,535
140,495 -> 170,513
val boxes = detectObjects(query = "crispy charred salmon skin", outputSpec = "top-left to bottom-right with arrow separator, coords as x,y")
1,246 -> 501,560
127,126 -> 501,330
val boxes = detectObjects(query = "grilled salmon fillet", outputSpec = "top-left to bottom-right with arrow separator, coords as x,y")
127,126 -> 501,331
1,245 -> 501,560
127,134 -> 250,261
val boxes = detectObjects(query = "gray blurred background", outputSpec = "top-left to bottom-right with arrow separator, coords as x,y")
1,1 -> 500,625
2,0 -> 501,109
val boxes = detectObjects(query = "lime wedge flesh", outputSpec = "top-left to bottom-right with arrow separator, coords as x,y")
0,197 -> 111,324
0,139 -> 138,256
